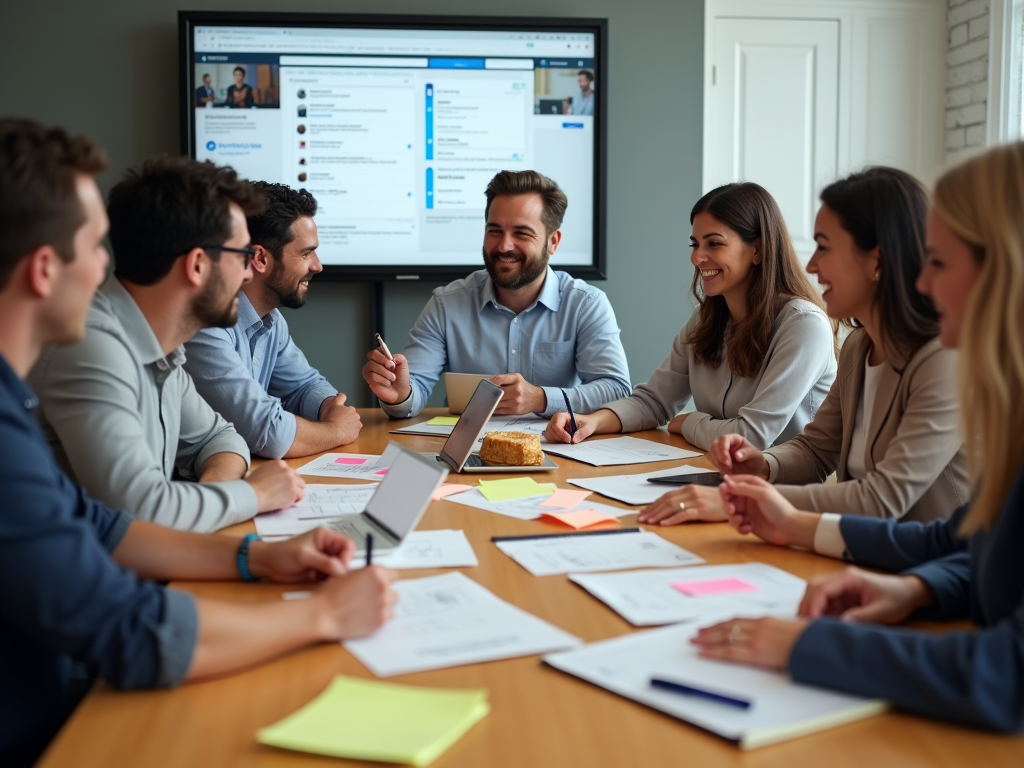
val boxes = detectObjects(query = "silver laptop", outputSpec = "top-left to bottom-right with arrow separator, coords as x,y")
325,443 -> 447,555
444,372 -> 495,414
428,380 -> 558,473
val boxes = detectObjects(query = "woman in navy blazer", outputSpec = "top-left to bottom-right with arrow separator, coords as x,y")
692,141 -> 1024,732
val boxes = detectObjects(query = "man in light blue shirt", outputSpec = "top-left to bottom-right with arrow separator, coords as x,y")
185,183 -> 362,459
569,70 -> 595,116
362,170 -> 630,419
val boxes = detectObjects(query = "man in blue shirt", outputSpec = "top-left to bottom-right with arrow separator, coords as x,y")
0,119 -> 397,768
362,170 -> 631,419
184,183 -> 363,459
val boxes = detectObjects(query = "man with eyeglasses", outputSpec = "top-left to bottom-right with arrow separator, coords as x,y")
29,156 -> 306,532
185,182 -> 362,459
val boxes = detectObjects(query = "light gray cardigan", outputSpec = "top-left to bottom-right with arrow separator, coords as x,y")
605,299 -> 836,450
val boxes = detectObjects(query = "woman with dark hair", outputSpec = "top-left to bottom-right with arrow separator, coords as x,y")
702,167 -> 968,524
545,182 -> 836,517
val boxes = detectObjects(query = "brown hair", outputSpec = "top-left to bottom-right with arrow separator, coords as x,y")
0,118 -> 108,290
484,170 -> 568,235
687,182 -> 826,378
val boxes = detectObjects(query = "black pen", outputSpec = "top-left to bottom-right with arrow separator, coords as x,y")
492,527 -> 641,543
650,677 -> 751,709
560,389 -> 578,443
365,532 -> 374,566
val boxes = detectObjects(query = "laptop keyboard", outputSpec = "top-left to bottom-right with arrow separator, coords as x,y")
328,520 -> 368,548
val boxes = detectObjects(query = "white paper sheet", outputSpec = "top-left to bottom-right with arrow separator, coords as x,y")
543,436 -> 701,466
390,415 -> 550,442
343,571 -> 581,676
495,530 -> 704,576
294,442 -> 404,479
254,485 -> 379,537
569,563 -> 807,626
443,487 -> 632,521
348,530 -> 478,569
543,623 -> 887,750
568,464 -> 717,505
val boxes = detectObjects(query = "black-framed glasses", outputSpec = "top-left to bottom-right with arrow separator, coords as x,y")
198,244 -> 257,268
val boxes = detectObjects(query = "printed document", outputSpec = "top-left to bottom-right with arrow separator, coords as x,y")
444,487 -> 631,521
568,465 -> 717,505
496,530 -> 704,576
544,436 -> 700,466
544,623 -> 887,749
255,485 -> 379,537
343,572 -> 581,676
569,563 -> 807,626
295,442 -> 404,479
349,530 -> 478,570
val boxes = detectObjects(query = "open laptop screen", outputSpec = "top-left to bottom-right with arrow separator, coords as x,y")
440,380 -> 503,467
365,447 -> 447,538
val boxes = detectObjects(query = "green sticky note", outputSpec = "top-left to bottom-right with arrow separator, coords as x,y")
426,416 -> 460,426
477,477 -> 553,502
257,676 -> 489,767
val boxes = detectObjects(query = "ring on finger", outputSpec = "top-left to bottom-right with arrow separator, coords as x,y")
728,624 -> 742,644
678,501 -> 687,512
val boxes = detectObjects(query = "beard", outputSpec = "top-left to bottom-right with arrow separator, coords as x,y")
267,259 -> 314,309
483,243 -> 550,290
191,262 -> 240,329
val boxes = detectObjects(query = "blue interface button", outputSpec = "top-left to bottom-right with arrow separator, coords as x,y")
561,123 -> 584,129
428,58 -> 484,69
205,141 -> 217,151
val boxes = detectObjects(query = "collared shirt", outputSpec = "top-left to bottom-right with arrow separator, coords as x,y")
184,292 -> 338,459
29,277 -> 257,532
572,89 -> 595,116
382,267 -> 631,419
0,351 -> 196,767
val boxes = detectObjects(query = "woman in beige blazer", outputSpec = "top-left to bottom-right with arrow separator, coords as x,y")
642,167 -> 968,525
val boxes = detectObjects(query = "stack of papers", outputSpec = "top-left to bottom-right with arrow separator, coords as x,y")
569,563 -> 807,626
544,436 -> 701,466
569,464 -> 717,505
344,572 -> 581,676
495,530 -> 704,576
257,675 -> 489,766
445,486 -> 631,522
543,624 -> 887,750
294,442 -> 404,480
254,485 -> 378,537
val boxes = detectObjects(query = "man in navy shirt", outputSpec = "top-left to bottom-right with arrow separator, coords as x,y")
0,119 -> 398,767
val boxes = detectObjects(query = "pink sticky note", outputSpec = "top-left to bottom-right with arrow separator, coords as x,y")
335,457 -> 368,465
539,489 -> 593,509
374,468 -> 389,476
540,508 -> 620,530
671,577 -> 759,597
432,483 -> 473,500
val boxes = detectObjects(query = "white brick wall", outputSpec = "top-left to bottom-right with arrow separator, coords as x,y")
946,0 -> 991,164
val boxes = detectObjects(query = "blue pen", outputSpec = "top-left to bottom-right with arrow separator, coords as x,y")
365,532 -> 374,566
560,388 -> 578,443
650,677 -> 752,709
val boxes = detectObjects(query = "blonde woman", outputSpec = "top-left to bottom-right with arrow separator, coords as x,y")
693,143 -> 1024,731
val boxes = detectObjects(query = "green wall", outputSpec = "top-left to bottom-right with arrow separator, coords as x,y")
1,0 -> 703,407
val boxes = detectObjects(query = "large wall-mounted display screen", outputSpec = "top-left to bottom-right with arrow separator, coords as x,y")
179,13 -> 608,280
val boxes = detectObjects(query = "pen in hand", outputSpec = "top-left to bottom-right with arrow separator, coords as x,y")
365,532 -> 374,566
374,333 -> 394,365
560,389 -> 578,444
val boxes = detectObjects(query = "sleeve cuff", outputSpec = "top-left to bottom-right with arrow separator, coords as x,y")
299,383 -> 339,422
196,433 -> 251,473
764,452 -> 782,482
680,412 -> 703,446
604,399 -> 644,434
380,389 -> 416,419
813,513 -> 850,560
256,413 -> 298,460
155,589 -> 198,687
537,386 -> 562,418
220,479 -> 259,521
101,510 -> 135,553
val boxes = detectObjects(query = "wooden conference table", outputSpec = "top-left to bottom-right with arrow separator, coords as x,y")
40,409 -> 1024,768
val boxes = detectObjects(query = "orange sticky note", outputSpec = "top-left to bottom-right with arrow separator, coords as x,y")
432,484 -> 474,500
540,509 -> 620,530
539,489 -> 593,509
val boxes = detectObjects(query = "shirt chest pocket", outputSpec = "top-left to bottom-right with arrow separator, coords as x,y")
531,340 -> 577,386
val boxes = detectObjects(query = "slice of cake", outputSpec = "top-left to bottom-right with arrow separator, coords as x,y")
478,431 -> 543,466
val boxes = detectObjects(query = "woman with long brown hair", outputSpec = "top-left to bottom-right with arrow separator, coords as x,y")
544,182 -> 836,494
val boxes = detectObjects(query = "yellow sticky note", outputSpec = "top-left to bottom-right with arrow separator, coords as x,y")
426,416 -> 460,426
477,477 -> 553,502
540,508 -> 620,530
257,676 -> 489,767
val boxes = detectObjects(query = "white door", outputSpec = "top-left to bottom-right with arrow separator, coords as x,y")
704,18 -> 839,257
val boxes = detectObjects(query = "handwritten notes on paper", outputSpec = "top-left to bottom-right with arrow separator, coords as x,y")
295,443 -> 404,480
543,436 -> 701,467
